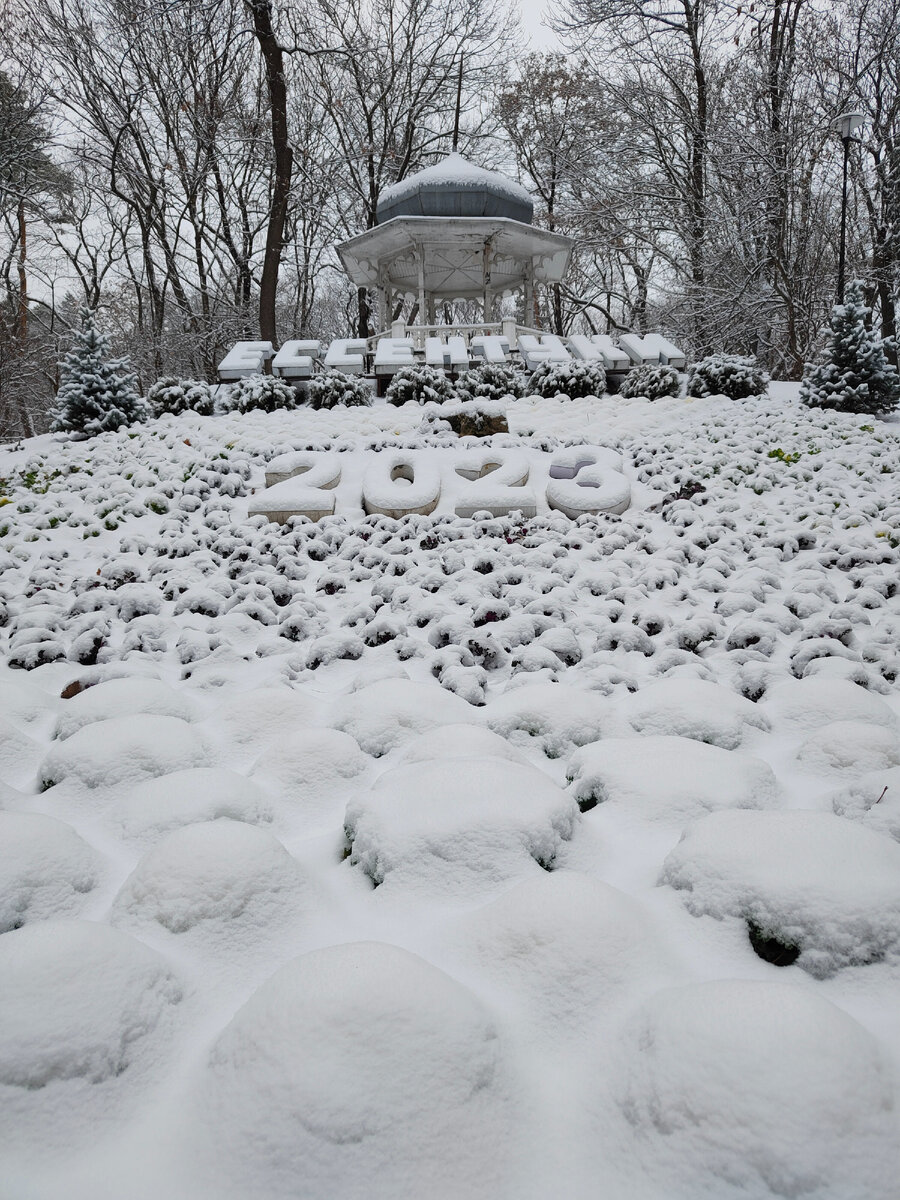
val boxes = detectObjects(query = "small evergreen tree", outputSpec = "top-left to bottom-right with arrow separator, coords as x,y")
50,307 -> 147,436
800,281 -> 900,415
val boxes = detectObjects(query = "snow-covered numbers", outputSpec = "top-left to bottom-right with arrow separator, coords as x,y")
454,450 -> 537,519
546,446 -> 631,517
362,452 -> 442,518
249,453 -> 342,523
249,447 -> 630,523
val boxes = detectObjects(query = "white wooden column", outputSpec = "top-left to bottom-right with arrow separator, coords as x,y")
416,245 -> 427,347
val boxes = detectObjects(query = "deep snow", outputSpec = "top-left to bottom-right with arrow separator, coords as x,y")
1,383 -> 899,1198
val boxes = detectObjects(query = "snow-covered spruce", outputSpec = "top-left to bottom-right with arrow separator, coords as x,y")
801,280 -> 900,415
617,362 -> 681,399
687,354 -> 768,399
224,374 -> 297,413
307,368 -> 373,410
146,376 -> 214,417
50,307 -> 148,436
385,364 -> 456,406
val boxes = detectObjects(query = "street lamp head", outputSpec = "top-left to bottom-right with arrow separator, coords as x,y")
835,111 -> 865,141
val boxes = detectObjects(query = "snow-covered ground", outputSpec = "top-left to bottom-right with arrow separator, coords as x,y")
1,383 -> 900,1198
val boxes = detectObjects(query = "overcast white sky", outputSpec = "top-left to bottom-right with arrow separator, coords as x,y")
516,0 -> 561,48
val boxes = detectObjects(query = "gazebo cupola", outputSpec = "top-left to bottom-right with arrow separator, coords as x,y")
336,153 -> 573,336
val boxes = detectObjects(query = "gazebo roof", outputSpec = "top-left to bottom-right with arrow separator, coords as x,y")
376,153 -> 534,225
336,216 -> 573,300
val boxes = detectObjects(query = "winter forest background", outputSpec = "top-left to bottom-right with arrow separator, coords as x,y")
1,0 -> 898,439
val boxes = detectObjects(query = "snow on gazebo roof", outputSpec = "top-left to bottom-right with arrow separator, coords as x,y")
376,152 -> 534,225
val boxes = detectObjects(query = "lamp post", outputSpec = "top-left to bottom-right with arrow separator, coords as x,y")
835,110 -> 865,304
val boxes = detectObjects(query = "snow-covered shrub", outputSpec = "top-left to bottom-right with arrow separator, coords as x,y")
687,354 -> 768,400
307,369 -> 372,410
529,359 -> 606,399
50,307 -> 148,436
146,376 -> 214,417
618,363 -> 681,400
224,375 -> 297,413
801,280 -> 900,415
386,364 -> 456,407
457,362 -> 526,402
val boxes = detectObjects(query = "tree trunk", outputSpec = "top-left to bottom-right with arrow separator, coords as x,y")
247,0 -> 293,347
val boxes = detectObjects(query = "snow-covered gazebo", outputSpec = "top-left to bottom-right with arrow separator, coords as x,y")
336,153 -> 573,337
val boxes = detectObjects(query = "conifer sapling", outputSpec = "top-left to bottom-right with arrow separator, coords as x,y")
51,307 -> 148,436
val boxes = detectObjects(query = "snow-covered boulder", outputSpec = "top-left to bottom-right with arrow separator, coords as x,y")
761,676 -> 898,732
345,757 -> 578,890
605,980 -> 897,1199
566,735 -> 778,819
204,942 -> 514,1199
621,679 -> 770,749
0,920 -> 181,1089
55,677 -> 194,740
39,714 -> 208,791
116,767 -> 274,839
660,809 -> 900,975
0,812 -> 100,931
333,678 -> 474,756
113,820 -> 305,934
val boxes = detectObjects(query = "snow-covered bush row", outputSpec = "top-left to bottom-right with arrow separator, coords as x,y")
618,362 -> 681,399
224,375 -> 297,413
385,364 -> 456,407
528,359 -> 607,399
147,377 -> 215,417
686,354 -> 768,400
307,368 -> 373,410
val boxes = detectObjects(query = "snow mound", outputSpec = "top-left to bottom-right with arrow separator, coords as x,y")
204,942 -> 512,1199
566,735 -> 778,820
208,686 -> 323,765
39,714 -> 208,791
762,676 -> 898,732
0,714 -> 43,789
0,920 -> 182,1089
457,872 -> 666,1034
0,812 -> 100,931
116,767 -> 274,839
251,728 -> 370,824
55,677 -> 194,740
607,980 -> 897,1200
333,679 -> 474,756
795,720 -> 900,777
485,683 -> 616,757
660,809 -> 900,975
113,820 -> 305,934
622,679 -> 770,749
345,757 -> 578,889
831,767 -> 900,842
0,673 -> 57,729
398,723 -> 529,765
